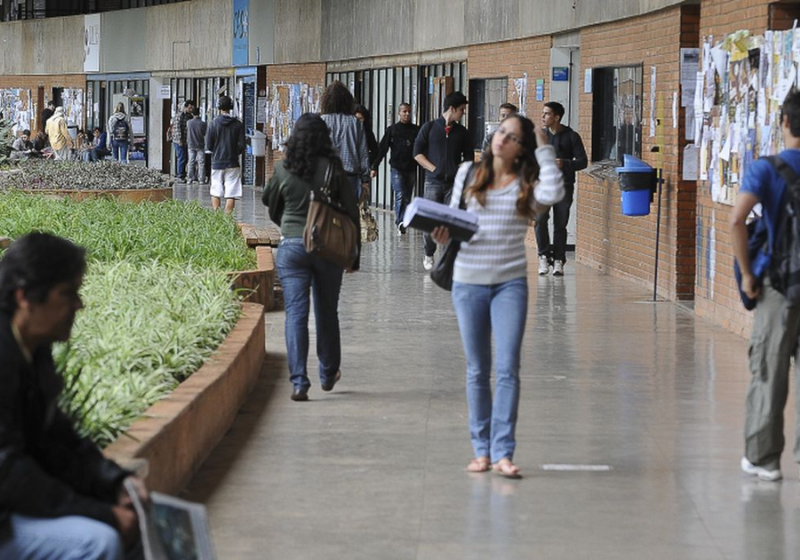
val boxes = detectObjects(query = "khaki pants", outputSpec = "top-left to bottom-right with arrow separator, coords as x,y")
745,279 -> 800,470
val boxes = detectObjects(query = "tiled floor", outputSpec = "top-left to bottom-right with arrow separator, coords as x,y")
177,185 -> 800,560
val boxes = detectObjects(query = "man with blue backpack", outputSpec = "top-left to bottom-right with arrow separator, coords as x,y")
731,88 -> 800,482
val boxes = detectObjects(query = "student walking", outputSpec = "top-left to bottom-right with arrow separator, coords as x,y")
432,115 -> 564,477
262,114 -> 361,402
372,103 -> 420,235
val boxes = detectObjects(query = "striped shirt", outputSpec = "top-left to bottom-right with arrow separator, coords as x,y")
450,145 -> 564,285
321,113 -> 371,183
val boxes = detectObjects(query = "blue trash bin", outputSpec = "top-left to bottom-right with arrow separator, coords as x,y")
616,155 -> 656,217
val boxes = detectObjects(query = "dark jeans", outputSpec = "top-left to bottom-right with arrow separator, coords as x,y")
111,140 -> 128,163
391,168 -> 416,226
174,142 -> 187,179
534,185 -> 574,263
422,177 -> 453,257
275,238 -> 345,391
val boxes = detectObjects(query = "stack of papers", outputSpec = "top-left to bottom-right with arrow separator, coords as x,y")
402,197 -> 479,242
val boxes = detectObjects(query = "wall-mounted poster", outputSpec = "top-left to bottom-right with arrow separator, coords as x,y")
83,14 -> 100,73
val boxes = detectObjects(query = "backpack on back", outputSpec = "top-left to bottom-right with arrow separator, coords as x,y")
112,118 -> 129,142
769,155 -> 800,304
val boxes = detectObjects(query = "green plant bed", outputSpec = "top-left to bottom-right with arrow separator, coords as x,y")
0,159 -> 168,190
0,192 -> 257,446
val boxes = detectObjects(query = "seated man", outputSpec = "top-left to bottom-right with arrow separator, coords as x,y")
88,127 -> 110,162
0,233 -> 147,560
10,129 -> 34,159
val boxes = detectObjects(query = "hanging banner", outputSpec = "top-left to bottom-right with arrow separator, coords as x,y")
232,0 -> 250,66
83,14 -> 101,72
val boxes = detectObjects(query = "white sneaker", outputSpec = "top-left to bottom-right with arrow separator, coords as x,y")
538,256 -> 550,276
397,224 -> 406,236
741,457 -> 782,481
553,261 -> 564,276
423,255 -> 435,271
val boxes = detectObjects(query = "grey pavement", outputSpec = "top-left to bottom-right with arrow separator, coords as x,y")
176,185 -> 800,560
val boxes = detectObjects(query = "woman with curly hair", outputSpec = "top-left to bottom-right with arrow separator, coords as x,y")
262,113 -> 361,402
320,81 -> 371,200
432,115 -> 564,477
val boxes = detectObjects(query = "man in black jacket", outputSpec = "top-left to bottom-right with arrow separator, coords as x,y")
206,95 -> 246,214
373,103 -> 420,236
536,101 -> 588,276
413,91 -> 474,270
0,233 -> 147,559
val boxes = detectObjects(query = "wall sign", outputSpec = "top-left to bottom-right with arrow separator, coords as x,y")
83,14 -> 100,72
232,0 -> 250,66
552,67 -> 569,82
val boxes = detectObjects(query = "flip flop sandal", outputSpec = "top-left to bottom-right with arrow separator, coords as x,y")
467,457 -> 491,473
492,461 -> 522,479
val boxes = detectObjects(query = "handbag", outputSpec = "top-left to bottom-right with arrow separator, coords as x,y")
360,202 -> 379,242
303,161 -> 359,269
430,163 -> 475,291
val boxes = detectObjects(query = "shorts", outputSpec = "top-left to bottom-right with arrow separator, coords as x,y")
210,167 -> 242,199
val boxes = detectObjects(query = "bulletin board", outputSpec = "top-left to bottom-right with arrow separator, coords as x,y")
61,88 -> 85,129
698,29 -> 797,205
268,82 -> 322,151
0,89 -> 35,135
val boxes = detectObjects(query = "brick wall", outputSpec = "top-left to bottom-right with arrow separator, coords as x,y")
0,75 -> 86,131
694,0 -> 771,338
264,63 -> 327,179
577,6 -> 696,301
467,36 -> 551,120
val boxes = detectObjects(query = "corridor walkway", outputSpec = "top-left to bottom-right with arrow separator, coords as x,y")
177,186 -> 800,560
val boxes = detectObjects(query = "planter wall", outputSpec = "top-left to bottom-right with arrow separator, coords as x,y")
23,187 -> 173,203
103,302 -> 266,494
230,246 -> 276,310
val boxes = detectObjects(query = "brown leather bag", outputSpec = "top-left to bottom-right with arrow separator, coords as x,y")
303,161 -> 359,269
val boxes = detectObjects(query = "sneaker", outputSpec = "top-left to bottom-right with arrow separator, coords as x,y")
538,256 -> 550,276
397,224 -> 406,236
423,255 -> 435,271
553,261 -> 565,276
741,457 -> 782,481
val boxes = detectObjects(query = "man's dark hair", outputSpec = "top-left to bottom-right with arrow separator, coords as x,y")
47,101 -> 55,108
217,96 -> 233,111
21,129 -> 30,136
444,92 -> 468,112
399,102 -> 412,110
544,101 -> 565,120
320,81 -> 355,116
184,100 -> 195,109
0,233 -> 86,314
499,103 -> 518,113
781,89 -> 800,137
93,127 -> 101,133
192,107 -> 200,117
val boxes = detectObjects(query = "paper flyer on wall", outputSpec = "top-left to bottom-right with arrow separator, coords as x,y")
125,479 -> 217,560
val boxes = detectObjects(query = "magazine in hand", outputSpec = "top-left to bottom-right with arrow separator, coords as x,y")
125,479 -> 217,560
402,197 -> 479,242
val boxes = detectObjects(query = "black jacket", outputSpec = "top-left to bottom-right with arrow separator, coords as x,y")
206,114 -> 246,170
0,313 -> 129,528
373,122 -> 420,173
547,125 -> 587,187
413,117 -> 473,183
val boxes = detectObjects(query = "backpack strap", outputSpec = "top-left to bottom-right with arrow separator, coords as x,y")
770,155 -> 800,198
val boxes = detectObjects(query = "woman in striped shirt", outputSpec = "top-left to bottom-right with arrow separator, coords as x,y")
432,114 -> 564,477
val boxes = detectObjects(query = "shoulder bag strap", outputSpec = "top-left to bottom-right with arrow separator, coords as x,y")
459,163 -> 477,210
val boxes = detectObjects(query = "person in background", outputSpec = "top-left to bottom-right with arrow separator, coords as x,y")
45,107 -> 73,161
31,131 -> 47,153
106,103 -> 132,164
10,129 -> 34,159
535,101 -> 588,276
372,103 -> 420,235
205,95 -> 245,214
88,127 -> 110,162
354,104 -> 379,173
481,103 -> 518,153
186,107 -> 208,185
40,101 -> 55,136
431,115 -> 564,478
0,232 -> 149,559
413,91 -> 474,271
168,100 -> 195,182
320,82 -> 371,202
262,114 -> 361,402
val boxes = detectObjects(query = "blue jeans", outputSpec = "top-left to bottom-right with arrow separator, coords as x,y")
451,277 -> 528,463
422,177 -> 453,256
275,238 -> 345,391
174,143 -> 187,179
111,141 -> 128,163
391,168 -> 416,226
0,514 -> 124,560
535,185 -> 574,263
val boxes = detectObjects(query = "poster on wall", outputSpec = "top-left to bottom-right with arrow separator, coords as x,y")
83,14 -> 100,72
0,89 -> 34,135
232,0 -> 249,66
268,82 -> 322,150
61,89 -> 84,129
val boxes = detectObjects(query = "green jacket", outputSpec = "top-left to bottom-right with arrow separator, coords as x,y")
263,156 -> 361,269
